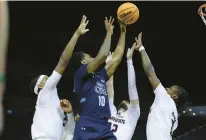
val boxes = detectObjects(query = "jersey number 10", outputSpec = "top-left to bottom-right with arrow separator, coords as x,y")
98,96 -> 105,107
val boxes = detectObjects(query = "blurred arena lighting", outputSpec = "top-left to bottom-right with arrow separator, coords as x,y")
179,106 -> 206,117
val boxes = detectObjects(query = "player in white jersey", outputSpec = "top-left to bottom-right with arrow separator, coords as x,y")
60,99 -> 79,140
106,46 -> 140,140
29,15 -> 89,140
134,33 -> 188,140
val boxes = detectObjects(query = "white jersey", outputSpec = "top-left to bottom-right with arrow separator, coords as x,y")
108,100 -> 140,140
31,71 -> 64,140
61,113 -> 75,140
146,83 -> 178,140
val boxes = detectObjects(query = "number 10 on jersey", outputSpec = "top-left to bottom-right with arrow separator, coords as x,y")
98,96 -> 105,107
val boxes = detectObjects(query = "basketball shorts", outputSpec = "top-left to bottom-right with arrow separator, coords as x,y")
73,117 -> 117,140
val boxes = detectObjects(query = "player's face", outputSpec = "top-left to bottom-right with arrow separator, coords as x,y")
81,53 -> 93,64
166,85 -> 179,100
118,100 -> 130,113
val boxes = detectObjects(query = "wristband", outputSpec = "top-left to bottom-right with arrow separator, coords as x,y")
139,46 -> 145,52
0,73 -> 5,83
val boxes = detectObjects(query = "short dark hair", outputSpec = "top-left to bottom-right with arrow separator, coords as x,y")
29,75 -> 41,93
70,52 -> 84,71
175,85 -> 188,106
117,100 -> 129,110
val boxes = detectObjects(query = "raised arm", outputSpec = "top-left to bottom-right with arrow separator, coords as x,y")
126,46 -> 139,105
55,15 -> 89,75
0,1 -> 9,134
0,0 -> 8,84
134,33 -> 160,90
86,17 -> 114,73
105,52 -> 114,101
105,21 -> 126,78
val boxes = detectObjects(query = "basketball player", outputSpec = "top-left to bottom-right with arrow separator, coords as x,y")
0,1 -> 9,134
106,46 -> 140,140
60,99 -> 75,140
29,15 -> 89,140
70,19 -> 126,140
134,33 -> 188,140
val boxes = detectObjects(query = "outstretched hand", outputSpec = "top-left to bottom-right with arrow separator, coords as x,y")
126,46 -> 135,60
134,32 -> 143,50
77,15 -> 89,35
105,16 -> 114,34
60,99 -> 73,114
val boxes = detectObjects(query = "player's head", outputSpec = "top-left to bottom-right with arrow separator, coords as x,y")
29,75 -> 48,95
117,100 -> 130,113
70,51 -> 93,71
166,85 -> 188,106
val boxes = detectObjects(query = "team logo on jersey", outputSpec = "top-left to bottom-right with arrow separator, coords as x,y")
94,81 -> 107,95
80,98 -> 86,103
109,116 -> 125,124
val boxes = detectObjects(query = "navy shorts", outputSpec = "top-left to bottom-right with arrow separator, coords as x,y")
73,117 -> 117,140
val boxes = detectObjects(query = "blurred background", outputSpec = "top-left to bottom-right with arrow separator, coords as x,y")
1,1 -> 206,140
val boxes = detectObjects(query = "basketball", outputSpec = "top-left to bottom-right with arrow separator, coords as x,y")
117,2 -> 139,25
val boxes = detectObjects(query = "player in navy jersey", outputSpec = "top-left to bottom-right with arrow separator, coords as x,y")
70,18 -> 126,140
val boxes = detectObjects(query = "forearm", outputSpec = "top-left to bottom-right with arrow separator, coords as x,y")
127,59 -> 139,104
60,31 -> 80,63
112,32 -> 126,61
96,32 -> 112,61
0,1 -> 9,72
106,76 -> 114,100
139,47 -> 155,76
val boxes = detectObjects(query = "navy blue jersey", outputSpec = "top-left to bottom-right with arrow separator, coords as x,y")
73,64 -> 111,120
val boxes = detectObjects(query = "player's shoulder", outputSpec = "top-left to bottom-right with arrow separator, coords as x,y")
154,83 -> 167,94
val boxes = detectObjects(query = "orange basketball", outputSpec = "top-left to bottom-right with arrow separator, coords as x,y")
117,2 -> 139,25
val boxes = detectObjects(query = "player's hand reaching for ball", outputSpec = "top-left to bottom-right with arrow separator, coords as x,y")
126,46 -> 135,60
118,20 -> 126,33
60,99 -> 73,114
134,32 -> 143,50
77,15 -> 89,35
104,16 -> 114,34
105,51 -> 113,63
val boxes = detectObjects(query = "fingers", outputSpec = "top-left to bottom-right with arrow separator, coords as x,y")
85,20 -> 89,26
105,17 -> 108,23
85,29 -> 90,32
135,37 -> 138,42
127,48 -> 130,53
111,18 -> 114,24
132,42 -> 136,47
81,15 -> 86,23
105,16 -> 114,24
60,99 -> 69,105
138,32 -> 142,39
111,25 -> 114,30
109,16 -> 112,23
81,15 -> 89,24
